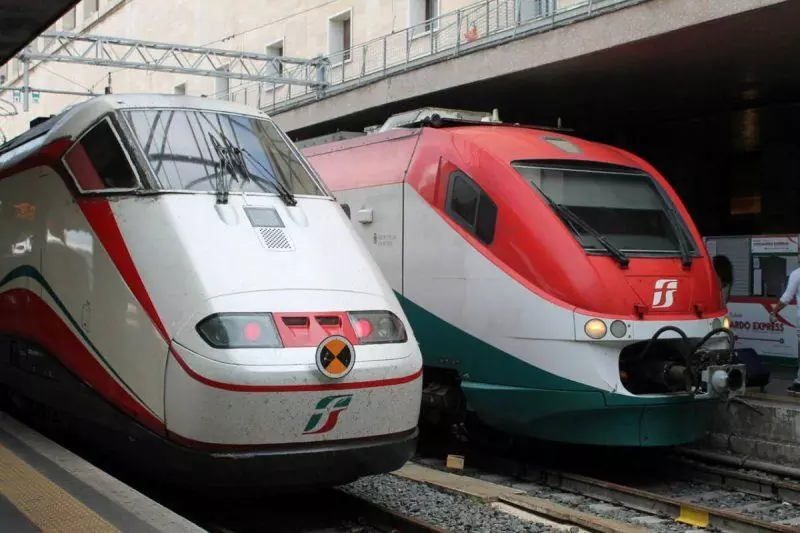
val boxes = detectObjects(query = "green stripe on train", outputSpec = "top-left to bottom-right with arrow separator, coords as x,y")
397,293 -> 718,447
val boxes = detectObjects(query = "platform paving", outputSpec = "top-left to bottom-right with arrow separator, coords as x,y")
0,411 -> 205,533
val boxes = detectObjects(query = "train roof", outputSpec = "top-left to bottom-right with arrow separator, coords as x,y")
304,121 -> 641,171
0,94 -> 271,162
442,125 -> 641,169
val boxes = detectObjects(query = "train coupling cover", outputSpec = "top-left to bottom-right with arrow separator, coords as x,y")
697,363 -> 747,399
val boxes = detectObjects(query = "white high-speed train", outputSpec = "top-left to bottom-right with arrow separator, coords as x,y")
0,94 -> 422,487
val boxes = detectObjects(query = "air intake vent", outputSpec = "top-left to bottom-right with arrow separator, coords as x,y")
257,227 -> 294,251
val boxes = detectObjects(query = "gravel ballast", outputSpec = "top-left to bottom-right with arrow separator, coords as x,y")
343,474 -> 555,532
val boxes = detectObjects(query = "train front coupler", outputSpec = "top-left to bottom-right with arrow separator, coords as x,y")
689,327 -> 746,400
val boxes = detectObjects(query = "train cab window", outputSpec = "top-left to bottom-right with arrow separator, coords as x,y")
446,171 -> 497,245
63,118 -> 138,192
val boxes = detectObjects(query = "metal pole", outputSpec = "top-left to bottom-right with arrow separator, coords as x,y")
382,36 -> 387,73
455,11 -> 461,55
405,29 -> 410,64
486,2 -> 491,36
430,21 -> 435,55
22,57 -> 29,112
361,45 -> 366,77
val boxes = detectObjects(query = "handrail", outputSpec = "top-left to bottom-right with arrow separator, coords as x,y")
224,0 -> 650,114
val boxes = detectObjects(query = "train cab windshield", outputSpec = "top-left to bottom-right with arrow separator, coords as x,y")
512,161 -> 698,259
122,108 -> 326,198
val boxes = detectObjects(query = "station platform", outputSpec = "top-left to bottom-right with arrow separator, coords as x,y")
692,365 -> 800,470
0,410 -> 205,533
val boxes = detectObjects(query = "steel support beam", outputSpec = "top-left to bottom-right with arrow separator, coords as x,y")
0,86 -> 97,97
18,31 -> 329,88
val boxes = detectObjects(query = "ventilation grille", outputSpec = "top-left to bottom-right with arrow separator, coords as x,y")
257,227 -> 294,251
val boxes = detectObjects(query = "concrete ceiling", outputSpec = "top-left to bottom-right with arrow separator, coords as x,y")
0,0 -> 79,66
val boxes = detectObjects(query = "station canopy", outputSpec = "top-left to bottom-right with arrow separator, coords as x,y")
0,0 -> 79,66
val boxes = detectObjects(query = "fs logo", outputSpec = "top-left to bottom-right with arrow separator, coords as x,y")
302,394 -> 353,435
652,279 -> 679,309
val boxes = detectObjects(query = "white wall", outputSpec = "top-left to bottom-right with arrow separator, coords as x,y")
1,0 -> 574,139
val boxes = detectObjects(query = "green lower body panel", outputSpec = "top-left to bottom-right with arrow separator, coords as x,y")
399,293 -> 720,447
462,382 -> 718,447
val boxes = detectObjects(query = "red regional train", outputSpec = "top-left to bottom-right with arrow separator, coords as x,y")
300,108 -> 744,447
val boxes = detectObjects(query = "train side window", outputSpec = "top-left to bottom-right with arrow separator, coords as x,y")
340,203 -> 351,219
63,117 -> 139,192
446,171 -> 497,245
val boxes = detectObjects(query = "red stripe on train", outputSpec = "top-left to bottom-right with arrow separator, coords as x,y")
0,289 -> 165,434
169,346 -> 422,392
76,198 -> 171,341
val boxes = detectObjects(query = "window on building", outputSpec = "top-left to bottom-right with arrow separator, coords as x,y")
64,118 -> 138,191
174,82 -> 186,95
328,10 -> 352,62
85,0 -> 99,20
410,0 -> 440,33
265,40 -> 284,78
446,170 -> 497,245
63,7 -> 76,30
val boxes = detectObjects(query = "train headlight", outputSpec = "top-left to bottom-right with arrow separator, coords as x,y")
584,319 -> 607,339
711,317 -> 730,330
196,313 -> 283,349
610,320 -> 627,338
348,311 -> 407,344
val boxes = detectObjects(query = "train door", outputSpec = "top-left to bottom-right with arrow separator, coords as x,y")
47,115 -> 168,420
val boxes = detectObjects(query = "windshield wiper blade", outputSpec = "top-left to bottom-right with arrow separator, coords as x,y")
536,190 -> 629,268
208,132 -> 296,206
208,134 -> 236,204
666,207 -> 693,268
238,147 -> 297,207
558,204 -> 630,268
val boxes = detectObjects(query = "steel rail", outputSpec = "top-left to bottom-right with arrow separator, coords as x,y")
527,468 -> 798,533
334,489 -> 449,533
668,455 -> 800,505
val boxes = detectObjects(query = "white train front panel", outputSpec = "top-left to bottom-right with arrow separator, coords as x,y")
0,94 -> 423,485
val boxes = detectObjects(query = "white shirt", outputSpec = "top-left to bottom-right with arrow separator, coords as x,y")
780,268 -> 800,321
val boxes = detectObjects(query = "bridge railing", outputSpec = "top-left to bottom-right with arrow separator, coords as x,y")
228,0 -> 645,114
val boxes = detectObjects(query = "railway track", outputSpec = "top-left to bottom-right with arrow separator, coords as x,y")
409,445 -> 800,533
199,488 -> 448,533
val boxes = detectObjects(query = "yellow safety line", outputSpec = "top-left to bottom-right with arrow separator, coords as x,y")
0,443 -> 119,533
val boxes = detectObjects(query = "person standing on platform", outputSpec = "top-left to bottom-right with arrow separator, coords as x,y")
713,255 -> 733,305
769,258 -> 800,395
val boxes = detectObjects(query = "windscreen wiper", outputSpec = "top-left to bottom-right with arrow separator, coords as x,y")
666,207 -> 693,268
208,134 -> 237,204
208,132 -> 297,206
537,190 -> 629,268
237,147 -> 297,207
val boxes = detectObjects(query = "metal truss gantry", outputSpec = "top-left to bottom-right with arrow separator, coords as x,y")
2,31 -> 330,112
